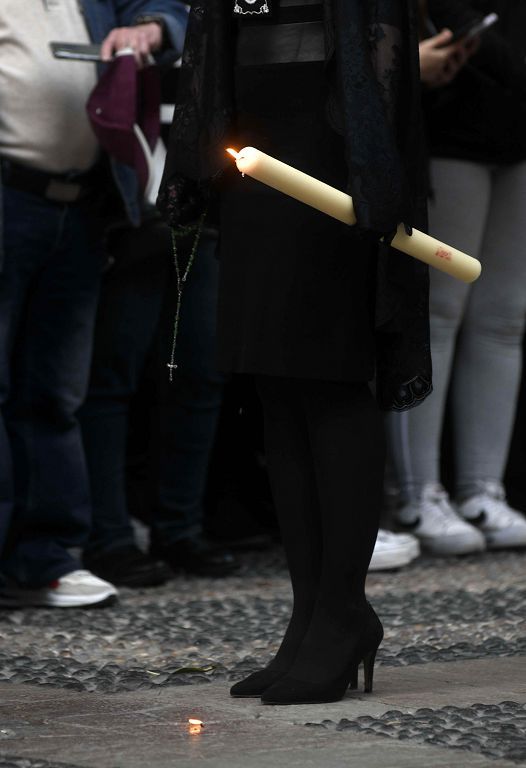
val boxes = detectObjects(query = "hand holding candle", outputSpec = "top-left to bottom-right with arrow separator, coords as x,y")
226,147 -> 481,283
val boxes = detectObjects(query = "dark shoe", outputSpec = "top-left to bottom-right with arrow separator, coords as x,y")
84,545 -> 172,588
261,647 -> 380,705
230,668 -> 286,698
229,596 -> 320,697
151,536 -> 240,577
261,604 -> 384,705
206,495 -> 276,552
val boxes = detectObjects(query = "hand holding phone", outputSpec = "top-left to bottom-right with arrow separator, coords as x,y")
420,29 -> 470,89
447,13 -> 499,46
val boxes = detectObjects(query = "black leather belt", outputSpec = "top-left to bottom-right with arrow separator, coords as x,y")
0,158 -> 101,203
237,20 -> 325,65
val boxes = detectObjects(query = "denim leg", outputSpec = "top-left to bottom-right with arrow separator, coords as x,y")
151,234 -> 225,544
0,189 -> 61,578
0,416 -> 12,561
0,189 -> 102,587
0,264 -> 18,562
81,224 -> 172,556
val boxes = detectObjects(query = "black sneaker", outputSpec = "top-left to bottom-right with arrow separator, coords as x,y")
84,545 -> 172,588
151,536 -> 240,577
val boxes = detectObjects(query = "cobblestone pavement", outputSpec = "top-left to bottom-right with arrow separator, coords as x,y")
327,701 -> 526,763
0,547 -> 525,767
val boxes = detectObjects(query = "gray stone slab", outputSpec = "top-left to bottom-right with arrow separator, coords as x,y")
0,725 -> 501,768
1,656 -> 525,768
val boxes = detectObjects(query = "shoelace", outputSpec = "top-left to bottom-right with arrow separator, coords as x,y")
57,570 -> 94,584
419,487 -> 464,531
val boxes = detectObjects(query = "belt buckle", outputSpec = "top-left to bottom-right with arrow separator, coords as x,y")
45,179 -> 82,203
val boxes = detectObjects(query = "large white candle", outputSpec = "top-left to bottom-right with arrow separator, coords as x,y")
227,147 -> 481,284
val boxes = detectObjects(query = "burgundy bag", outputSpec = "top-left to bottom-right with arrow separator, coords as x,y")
87,51 -> 161,191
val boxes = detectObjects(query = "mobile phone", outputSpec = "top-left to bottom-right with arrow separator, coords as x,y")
449,12 -> 499,45
50,42 -> 104,62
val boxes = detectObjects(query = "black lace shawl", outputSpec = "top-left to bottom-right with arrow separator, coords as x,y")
157,0 -> 432,411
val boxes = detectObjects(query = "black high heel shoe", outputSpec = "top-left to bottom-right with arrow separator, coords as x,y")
230,592 -> 327,698
230,667 -> 286,698
230,600 -> 319,697
261,605 -> 383,705
348,646 -> 378,693
229,650 -> 378,698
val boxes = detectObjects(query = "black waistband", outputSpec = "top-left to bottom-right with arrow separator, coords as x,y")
238,0 -> 323,25
0,158 -> 102,203
237,21 -> 325,65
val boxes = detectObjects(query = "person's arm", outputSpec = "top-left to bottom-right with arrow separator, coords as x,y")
101,0 -> 188,65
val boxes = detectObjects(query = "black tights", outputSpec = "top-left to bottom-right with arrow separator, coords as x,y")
256,375 -> 385,681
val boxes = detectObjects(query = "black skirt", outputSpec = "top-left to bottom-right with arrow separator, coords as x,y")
217,61 -> 377,382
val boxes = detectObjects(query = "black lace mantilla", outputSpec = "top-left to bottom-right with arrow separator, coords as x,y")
157,0 -> 432,411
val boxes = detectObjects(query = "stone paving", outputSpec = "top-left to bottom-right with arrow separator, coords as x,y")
0,547 -> 525,767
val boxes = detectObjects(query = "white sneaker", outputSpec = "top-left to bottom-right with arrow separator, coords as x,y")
0,570 -> 118,608
369,529 -> 420,571
457,481 -> 526,550
394,483 -> 486,556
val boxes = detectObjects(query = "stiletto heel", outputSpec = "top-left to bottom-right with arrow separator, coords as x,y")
363,648 -> 377,693
261,604 -> 383,705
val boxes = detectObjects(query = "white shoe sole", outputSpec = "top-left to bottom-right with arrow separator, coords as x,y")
369,546 -> 419,571
420,531 -> 486,556
0,588 -> 117,608
406,539 -> 420,560
484,528 -> 526,550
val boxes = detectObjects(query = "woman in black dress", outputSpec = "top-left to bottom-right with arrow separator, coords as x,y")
158,0 -> 431,705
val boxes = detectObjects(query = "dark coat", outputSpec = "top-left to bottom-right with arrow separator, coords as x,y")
158,0 -> 433,410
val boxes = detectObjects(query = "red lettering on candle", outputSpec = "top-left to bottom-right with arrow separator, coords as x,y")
436,247 -> 452,261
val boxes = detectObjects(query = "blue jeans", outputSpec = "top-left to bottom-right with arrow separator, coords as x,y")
0,187 -> 103,587
80,227 -> 224,556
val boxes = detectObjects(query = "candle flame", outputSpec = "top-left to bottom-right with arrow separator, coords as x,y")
226,148 -> 239,160
188,719 -> 203,726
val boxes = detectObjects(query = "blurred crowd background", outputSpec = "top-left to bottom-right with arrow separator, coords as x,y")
0,0 -> 525,608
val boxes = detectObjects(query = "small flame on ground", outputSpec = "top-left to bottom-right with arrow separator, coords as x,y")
226,148 -> 239,159
188,718 -> 203,735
